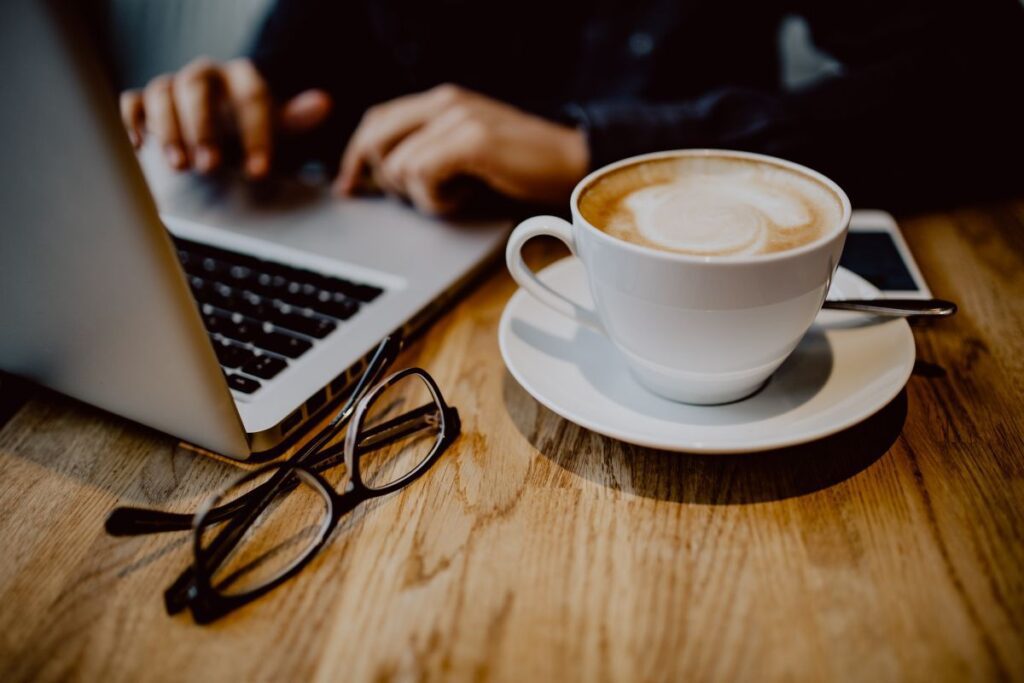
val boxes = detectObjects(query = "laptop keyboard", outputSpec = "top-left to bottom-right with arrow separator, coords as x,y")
173,237 -> 383,395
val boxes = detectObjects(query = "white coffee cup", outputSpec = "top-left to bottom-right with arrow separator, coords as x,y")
505,149 -> 851,404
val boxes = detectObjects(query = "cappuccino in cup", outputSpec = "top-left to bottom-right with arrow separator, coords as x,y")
506,150 -> 850,404
578,155 -> 844,257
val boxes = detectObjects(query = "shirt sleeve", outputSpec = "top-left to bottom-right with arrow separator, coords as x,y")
247,0 -> 384,166
567,0 -> 1024,209
250,0 -> 382,102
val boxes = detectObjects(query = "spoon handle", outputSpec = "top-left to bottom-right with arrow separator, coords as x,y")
822,298 -> 958,317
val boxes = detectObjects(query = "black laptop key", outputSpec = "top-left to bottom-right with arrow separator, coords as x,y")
321,276 -> 379,302
177,249 -> 193,269
226,316 -> 258,343
279,280 -> 323,308
211,338 -> 255,369
187,274 -> 207,297
255,326 -> 312,359
312,291 -> 359,320
179,255 -> 204,278
191,280 -> 263,320
268,301 -> 336,338
352,284 -> 383,302
203,307 -> 257,343
292,313 -> 336,339
226,373 -> 261,394
214,245 -> 260,268
198,256 -> 229,279
243,353 -> 288,380
234,290 -> 271,319
174,237 -> 257,267
201,308 -> 227,335
321,274 -> 370,301
225,264 -> 256,287
252,272 -> 290,298
176,238 -> 380,360
189,277 -> 234,310
210,282 -> 238,309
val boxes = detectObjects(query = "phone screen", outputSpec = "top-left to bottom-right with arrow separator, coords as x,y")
839,231 -> 920,292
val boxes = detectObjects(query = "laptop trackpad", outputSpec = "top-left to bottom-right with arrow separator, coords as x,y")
138,142 -> 507,278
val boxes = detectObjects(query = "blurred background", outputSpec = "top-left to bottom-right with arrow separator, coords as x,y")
101,0 -> 842,94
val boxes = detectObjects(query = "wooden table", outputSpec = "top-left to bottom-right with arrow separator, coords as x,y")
1,200 -> 1022,682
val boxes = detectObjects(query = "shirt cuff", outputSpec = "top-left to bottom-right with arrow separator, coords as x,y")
560,101 -> 708,171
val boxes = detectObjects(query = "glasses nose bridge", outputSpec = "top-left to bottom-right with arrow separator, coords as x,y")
178,359 -> 459,622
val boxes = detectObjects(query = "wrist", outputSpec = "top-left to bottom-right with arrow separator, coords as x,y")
558,126 -> 590,190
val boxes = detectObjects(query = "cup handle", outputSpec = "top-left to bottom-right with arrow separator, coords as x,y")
506,215 -> 603,332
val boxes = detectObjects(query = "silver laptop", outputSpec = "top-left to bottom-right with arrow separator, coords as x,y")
0,1 -> 508,459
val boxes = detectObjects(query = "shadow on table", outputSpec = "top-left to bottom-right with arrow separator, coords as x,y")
503,373 -> 907,504
0,384 -> 238,505
509,318 -> 835,426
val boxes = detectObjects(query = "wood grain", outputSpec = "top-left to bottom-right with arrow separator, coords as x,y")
1,200 -> 1022,682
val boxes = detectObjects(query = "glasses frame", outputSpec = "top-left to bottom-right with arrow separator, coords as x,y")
105,333 -> 405,538
103,333 -> 462,621
185,367 -> 460,624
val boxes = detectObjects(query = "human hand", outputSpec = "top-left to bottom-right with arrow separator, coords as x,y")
120,58 -> 332,179
335,84 -> 588,214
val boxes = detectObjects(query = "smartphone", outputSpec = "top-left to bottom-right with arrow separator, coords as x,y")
840,210 -> 931,298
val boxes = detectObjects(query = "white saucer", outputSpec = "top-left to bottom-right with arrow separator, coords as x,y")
498,258 -> 915,453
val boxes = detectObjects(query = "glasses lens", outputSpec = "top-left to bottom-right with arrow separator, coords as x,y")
357,372 -> 443,490
197,465 -> 330,597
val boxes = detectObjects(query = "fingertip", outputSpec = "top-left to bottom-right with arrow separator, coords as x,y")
195,144 -> 220,173
165,144 -> 187,170
335,173 -> 356,196
333,163 -> 352,191
413,195 -> 452,217
281,89 -> 334,133
245,152 -> 269,179
309,89 -> 333,108
298,88 -> 333,115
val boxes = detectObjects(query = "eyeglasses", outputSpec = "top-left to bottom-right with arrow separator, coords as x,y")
105,333 -> 461,623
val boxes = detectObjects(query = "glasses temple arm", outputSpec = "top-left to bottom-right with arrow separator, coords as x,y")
105,401 -> 437,537
104,334 -> 404,538
291,332 -> 403,468
166,402 -> 437,610
164,342 -> 411,611
169,406 -> 452,614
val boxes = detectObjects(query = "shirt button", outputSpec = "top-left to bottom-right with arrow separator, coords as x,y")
628,32 -> 654,57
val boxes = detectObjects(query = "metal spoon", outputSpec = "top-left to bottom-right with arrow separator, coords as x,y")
822,298 -> 957,317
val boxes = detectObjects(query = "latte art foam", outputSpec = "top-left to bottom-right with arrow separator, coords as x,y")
579,155 -> 843,256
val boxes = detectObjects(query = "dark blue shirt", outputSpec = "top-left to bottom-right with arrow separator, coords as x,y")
251,0 -> 1024,210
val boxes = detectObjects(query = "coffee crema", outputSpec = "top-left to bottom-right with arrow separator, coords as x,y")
578,155 -> 843,257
